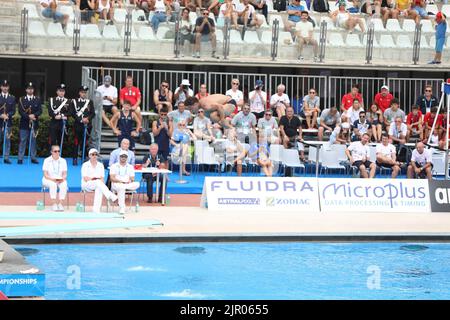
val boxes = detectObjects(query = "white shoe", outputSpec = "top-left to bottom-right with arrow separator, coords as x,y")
109,194 -> 118,202
119,207 -> 126,215
58,203 -> 64,212
52,204 -> 59,212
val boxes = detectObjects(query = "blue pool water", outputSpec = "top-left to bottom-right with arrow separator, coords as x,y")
18,242 -> 450,300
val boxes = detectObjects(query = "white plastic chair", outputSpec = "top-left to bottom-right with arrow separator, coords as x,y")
47,22 -> 66,37
370,18 -> 385,32
244,31 -> 261,44
420,20 -> 434,33
426,4 -> 439,15
156,26 -> 171,39
103,24 -> 121,39
402,19 -> 417,32
396,34 -> 412,48
230,29 -> 244,44
379,34 -> 395,48
328,33 -> 345,47
138,26 -> 157,40
282,148 -> 305,174
114,8 -> 128,23
442,4 -> 450,18
320,148 -> 347,174
29,21 -> 47,37
268,15 -> 284,29
80,24 -> 102,39
120,26 -> 138,40
385,19 -> 402,33
23,4 -> 40,19
345,33 -> 363,47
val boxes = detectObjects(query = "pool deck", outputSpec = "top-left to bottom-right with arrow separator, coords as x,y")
2,204 -> 450,242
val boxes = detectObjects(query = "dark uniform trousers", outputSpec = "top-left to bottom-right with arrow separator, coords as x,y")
0,94 -> 16,159
70,98 -> 95,160
48,97 -> 70,151
18,96 -> 43,161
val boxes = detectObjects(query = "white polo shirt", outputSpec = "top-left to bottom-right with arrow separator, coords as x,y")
81,161 -> 105,184
97,84 -> 118,106
411,149 -> 432,166
388,123 -> 408,138
42,156 -> 67,179
226,89 -> 244,103
376,143 -> 396,159
348,141 -> 371,162
110,162 -> 135,183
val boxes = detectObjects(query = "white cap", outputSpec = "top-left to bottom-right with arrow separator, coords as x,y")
381,85 -> 389,91
88,148 -> 99,155
181,79 -> 191,86
341,122 -> 350,129
119,150 -> 128,157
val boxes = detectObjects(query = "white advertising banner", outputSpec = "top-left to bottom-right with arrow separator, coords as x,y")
201,177 -> 320,212
318,178 -> 431,213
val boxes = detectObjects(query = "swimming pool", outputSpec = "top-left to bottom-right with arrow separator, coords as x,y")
17,242 -> 450,300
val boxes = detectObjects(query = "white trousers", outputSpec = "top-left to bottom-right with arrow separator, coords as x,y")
111,182 -> 140,210
42,177 -> 68,200
82,180 -> 115,213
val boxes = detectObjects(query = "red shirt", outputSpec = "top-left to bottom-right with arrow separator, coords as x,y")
341,93 -> 363,111
195,92 -> 209,100
374,92 -> 393,112
423,112 -> 443,127
406,111 -> 423,128
120,86 -> 141,106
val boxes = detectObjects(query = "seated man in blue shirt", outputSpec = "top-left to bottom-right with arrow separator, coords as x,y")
284,0 -> 305,32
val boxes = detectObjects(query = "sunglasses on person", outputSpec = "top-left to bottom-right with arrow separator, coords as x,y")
309,91 -> 316,94
161,84 -> 168,88
180,124 -> 186,126
265,113 -> 271,116
425,89 -> 432,92
198,110 -> 204,113
360,115 -> 365,118
90,153 -> 98,156
52,150 -> 60,153
232,82 -> 239,85
120,155 -> 128,158
203,11 -> 209,15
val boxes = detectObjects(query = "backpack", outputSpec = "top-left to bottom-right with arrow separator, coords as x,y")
139,130 -> 153,145
312,0 -> 330,12
273,0 -> 287,12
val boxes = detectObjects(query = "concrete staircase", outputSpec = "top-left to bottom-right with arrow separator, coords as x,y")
100,126 -> 150,161
0,0 -> 21,52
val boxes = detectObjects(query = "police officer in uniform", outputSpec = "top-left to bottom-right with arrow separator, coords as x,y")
48,84 -> 70,155
70,85 -> 95,166
18,82 -> 42,164
0,80 -> 16,164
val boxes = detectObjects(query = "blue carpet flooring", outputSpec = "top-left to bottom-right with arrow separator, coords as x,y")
0,157 -> 445,194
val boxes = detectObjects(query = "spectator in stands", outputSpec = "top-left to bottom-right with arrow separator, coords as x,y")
249,80 -> 267,120
302,87 -> 321,129
352,110 -> 372,141
393,0 -> 410,18
258,109 -> 280,144
236,0 -> 264,31
192,0 -> 220,15
171,120 -> 196,175
97,75 -> 118,129
330,122 -> 351,144
110,150 -> 140,214
270,84 -> 290,119
296,11 -> 319,62
429,12 -> 447,64
195,83 -> 209,100
193,9 -> 218,58
179,8 -> 195,56
373,85 -> 393,113
312,0 -> 330,12
415,85 -> 438,114
429,127 -> 440,146
152,106 -> 172,166
168,101 -> 192,125
250,0 -> 268,26
341,83 -> 363,112
193,107 -> 215,141
346,133 -> 376,178
318,106 -> 341,141
223,128 -> 245,175
439,110 -> 448,149
331,1 -> 365,33
97,0 -> 115,25
109,138 -> 136,166
135,0 -> 154,20
367,103 -> 383,143
42,145 -> 68,212
218,0 -> 238,28
343,98 -> 364,124
381,0 -> 398,24
120,75 -> 142,122
280,106 -> 305,161
383,98 -> 405,133
409,0 -> 428,24
347,0 -> 362,13
361,0 -> 382,17
284,0 -> 305,33
407,141 -> 432,179
174,79 -> 194,108
111,100 -> 142,150
39,0 -> 69,31
150,0 -> 172,33
142,143 -> 166,203
226,78 -> 245,112
406,104 -> 423,141
388,116 -> 408,145
82,148 -> 118,213
154,80 -> 174,113
76,0 -> 96,24
423,106 -> 443,141
376,133 -> 401,178
247,134 -> 273,176
231,104 -> 257,144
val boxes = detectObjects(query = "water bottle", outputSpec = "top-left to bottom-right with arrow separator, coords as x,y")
216,130 -> 222,139
165,194 -> 171,205
135,202 -> 140,213
75,202 -> 81,212
79,203 -> 85,212
36,200 -> 44,211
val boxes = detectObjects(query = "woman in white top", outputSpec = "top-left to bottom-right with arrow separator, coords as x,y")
170,120 -> 197,175
81,148 -> 118,213
42,145 -> 68,212
98,0 -> 115,25
218,0 -> 238,28
179,8 -> 195,55
225,78 -> 244,109
193,108 -> 215,141
150,0 -> 172,33
331,2 -> 365,33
